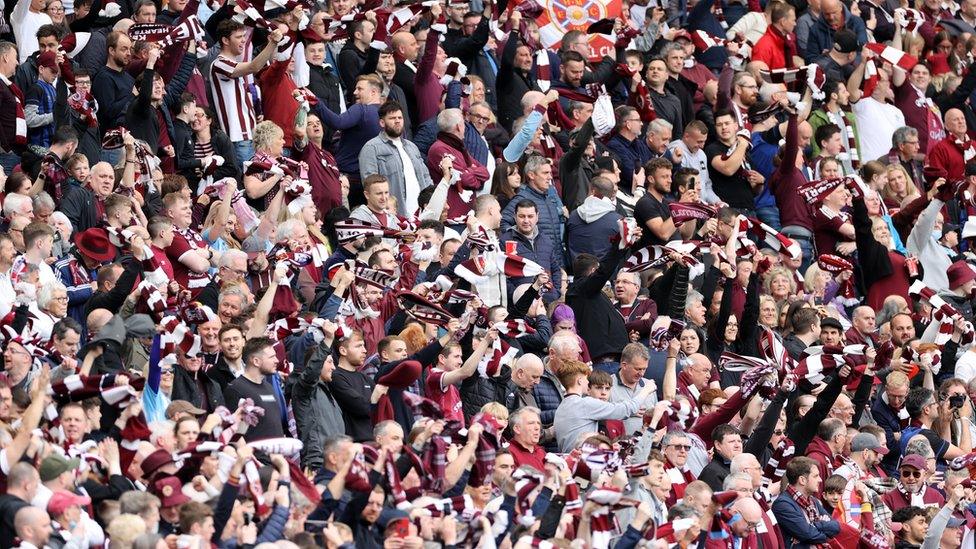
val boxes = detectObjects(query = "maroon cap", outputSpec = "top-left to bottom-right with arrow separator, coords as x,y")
74,228 -> 116,262
37,50 -> 58,70
140,449 -> 175,477
899,454 -> 927,471
948,260 -> 976,291
152,476 -> 191,508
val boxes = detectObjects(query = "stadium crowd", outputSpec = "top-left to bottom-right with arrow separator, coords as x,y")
10,0 -> 976,546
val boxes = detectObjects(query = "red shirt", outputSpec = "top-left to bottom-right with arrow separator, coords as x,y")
150,244 -> 175,280
165,228 -> 211,294
508,439 -> 547,471
424,367 -> 464,424
751,28 -> 788,70
928,136 -> 967,181
894,80 -> 945,154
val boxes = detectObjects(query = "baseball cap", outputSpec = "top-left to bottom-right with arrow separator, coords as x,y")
850,432 -> 889,455
165,400 -> 205,420
47,490 -> 91,516
152,476 -> 191,508
37,50 -> 58,70
948,517 -> 966,528
39,454 -> 81,482
140,449 -> 176,477
900,454 -> 927,470
833,30 -> 858,54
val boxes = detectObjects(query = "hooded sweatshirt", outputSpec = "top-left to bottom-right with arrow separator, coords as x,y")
566,196 -> 622,262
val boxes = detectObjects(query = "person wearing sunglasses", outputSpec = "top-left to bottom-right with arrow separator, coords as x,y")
662,430 -> 694,507
834,432 -> 889,483
880,454 -> 946,513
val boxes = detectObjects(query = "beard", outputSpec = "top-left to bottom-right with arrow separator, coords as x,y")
384,126 -> 403,138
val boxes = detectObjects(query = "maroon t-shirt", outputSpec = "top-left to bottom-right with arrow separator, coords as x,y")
893,80 -> 945,154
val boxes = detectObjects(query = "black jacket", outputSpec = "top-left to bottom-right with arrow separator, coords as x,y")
125,51 -> 195,155
565,246 -> 629,361
393,62 -> 420,133
443,20 -> 495,109
85,255 -> 140,316
497,36 -> 537,132
307,62 -> 345,143
336,42 -> 380,104
60,183 -> 99,234
698,454 -> 731,492
171,365 -> 225,412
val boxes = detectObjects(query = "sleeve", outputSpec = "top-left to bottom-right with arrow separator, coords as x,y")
329,373 -> 373,422
416,27 -> 441,86
425,368 -> 448,394
503,105 -> 545,163
163,49 -> 197,110
165,233 -> 194,263
773,498 -> 836,544
57,264 -> 94,306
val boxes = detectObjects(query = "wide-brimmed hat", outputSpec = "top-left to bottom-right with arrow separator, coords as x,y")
74,228 -> 116,262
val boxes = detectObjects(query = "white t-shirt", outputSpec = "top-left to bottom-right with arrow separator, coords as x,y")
391,137 -> 421,214
853,97 -> 906,162
13,5 -> 52,63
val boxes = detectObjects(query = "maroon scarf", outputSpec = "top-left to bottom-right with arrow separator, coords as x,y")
769,24 -> 797,69
952,132 -> 976,162
436,131 -> 472,165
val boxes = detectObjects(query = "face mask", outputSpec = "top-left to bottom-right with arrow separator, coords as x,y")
933,230 -> 944,241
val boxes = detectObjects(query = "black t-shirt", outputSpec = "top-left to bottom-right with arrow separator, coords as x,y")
634,192 -> 673,248
223,375 -> 285,441
705,141 -> 755,210
0,494 -> 28,548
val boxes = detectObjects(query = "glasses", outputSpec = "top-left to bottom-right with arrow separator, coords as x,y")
773,429 -> 784,435
160,367 -> 174,374
468,113 -> 490,122
667,444 -> 691,451
53,296 -> 68,302
900,469 -> 922,479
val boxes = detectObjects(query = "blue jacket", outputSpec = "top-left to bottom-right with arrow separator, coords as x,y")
566,201 -> 622,262
870,393 -> 905,475
498,227 -> 561,303
803,5 -> 868,63
53,253 -> 97,338
686,0 -> 730,71
501,185 -> 566,255
531,366 -> 563,450
772,490 -> 841,549
606,133 -> 652,192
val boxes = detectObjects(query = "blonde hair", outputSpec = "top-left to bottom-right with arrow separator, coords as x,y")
803,263 -> 826,293
106,514 -> 147,549
481,401 -> 510,424
252,120 -> 283,152
763,266 -> 796,296
883,164 -> 920,205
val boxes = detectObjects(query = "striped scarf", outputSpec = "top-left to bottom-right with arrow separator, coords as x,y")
827,108 -> 860,170
1,76 -> 27,149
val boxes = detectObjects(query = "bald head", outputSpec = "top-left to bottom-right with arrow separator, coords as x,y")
732,497 -> 763,523
391,31 -> 417,55
946,108 -> 968,137
521,91 -> 545,113
91,161 -> 113,176
15,506 -> 51,546
87,308 -> 114,335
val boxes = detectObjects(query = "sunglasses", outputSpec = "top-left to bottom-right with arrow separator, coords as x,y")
900,469 -> 922,479
773,429 -> 784,436
667,444 -> 692,451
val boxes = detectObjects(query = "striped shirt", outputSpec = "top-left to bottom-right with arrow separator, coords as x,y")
210,55 -> 255,142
